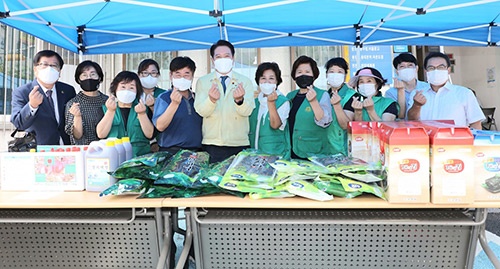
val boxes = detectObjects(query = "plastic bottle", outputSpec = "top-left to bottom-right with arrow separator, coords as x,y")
85,140 -> 119,192
121,136 -> 133,160
108,137 -> 126,165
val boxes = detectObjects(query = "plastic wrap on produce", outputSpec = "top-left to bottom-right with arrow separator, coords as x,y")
99,179 -> 147,197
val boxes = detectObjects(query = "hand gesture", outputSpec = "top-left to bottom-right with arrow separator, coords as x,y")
362,96 -> 374,110
351,96 -> 363,111
28,86 -> 44,108
208,83 -> 220,103
330,91 -> 341,106
135,99 -> 147,115
266,91 -> 278,103
233,82 -> 245,102
69,102 -> 81,117
144,93 -> 155,107
393,78 -> 405,90
105,96 -> 117,111
413,90 -> 427,107
170,89 -> 182,104
305,86 -> 317,102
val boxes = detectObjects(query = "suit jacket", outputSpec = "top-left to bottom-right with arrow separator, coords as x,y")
11,80 -> 76,145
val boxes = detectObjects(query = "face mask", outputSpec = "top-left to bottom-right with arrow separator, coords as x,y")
426,70 -> 449,86
214,58 -> 233,74
80,79 -> 100,92
259,83 -> 276,95
37,67 -> 60,84
358,83 -> 377,97
140,75 -> 158,89
326,73 -> 345,88
172,77 -> 192,91
295,75 -> 314,89
116,90 -> 137,104
398,68 -> 416,82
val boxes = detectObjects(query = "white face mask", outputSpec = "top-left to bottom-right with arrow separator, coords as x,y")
398,68 -> 416,82
172,77 -> 192,91
358,83 -> 377,97
326,73 -> 345,88
259,83 -> 276,95
214,58 -> 233,74
140,76 -> 158,89
116,90 -> 137,104
37,67 -> 60,84
426,70 -> 449,86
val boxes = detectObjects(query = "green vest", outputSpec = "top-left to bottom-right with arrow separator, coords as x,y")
360,96 -> 399,121
249,95 -> 291,159
327,84 -> 357,156
102,100 -> 151,157
287,87 -> 330,158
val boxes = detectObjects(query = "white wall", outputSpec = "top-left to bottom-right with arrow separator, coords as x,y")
447,46 -> 499,119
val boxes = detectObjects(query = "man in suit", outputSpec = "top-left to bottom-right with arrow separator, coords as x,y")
194,40 -> 255,163
11,50 -> 76,145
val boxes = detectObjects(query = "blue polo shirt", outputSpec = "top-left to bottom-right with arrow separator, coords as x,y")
152,90 -> 202,149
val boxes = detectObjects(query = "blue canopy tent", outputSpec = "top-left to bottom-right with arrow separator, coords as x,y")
0,0 -> 499,55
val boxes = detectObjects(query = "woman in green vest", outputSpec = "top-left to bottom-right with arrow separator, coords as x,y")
344,67 -> 399,122
324,57 -> 357,156
96,71 -> 154,157
286,56 -> 332,159
137,59 -> 167,152
249,62 -> 291,159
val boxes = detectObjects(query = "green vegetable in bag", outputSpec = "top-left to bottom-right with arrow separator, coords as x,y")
99,179 -> 147,197
110,151 -> 172,180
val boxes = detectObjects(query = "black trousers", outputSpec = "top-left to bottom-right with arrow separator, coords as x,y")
202,144 -> 249,163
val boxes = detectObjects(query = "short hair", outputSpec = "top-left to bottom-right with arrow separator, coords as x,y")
210,40 -> 235,58
254,62 -> 283,86
291,55 -> 320,80
354,67 -> 387,91
169,56 -> 196,73
138,59 -> 161,75
324,57 -> 349,73
392,53 -> 418,69
424,52 -> 451,69
33,50 -> 64,69
74,60 -> 104,84
110,71 -> 143,100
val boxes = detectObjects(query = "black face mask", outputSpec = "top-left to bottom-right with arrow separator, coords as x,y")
295,75 -> 314,89
80,79 -> 100,92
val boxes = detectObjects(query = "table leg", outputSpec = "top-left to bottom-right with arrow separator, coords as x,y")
478,209 -> 500,269
175,210 -> 193,269
156,209 -> 172,269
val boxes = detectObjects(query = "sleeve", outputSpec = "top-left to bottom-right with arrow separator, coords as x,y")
234,77 -> 256,117
64,99 -> 75,136
193,77 -> 217,117
343,96 -> 355,112
152,93 -> 170,127
383,102 -> 399,117
465,90 -> 486,124
10,85 -> 37,130
314,92 -> 333,128
384,87 -> 398,102
277,101 -> 290,131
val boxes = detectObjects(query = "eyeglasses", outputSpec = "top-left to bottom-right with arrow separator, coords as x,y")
426,64 -> 448,71
36,62 -> 60,70
79,72 -> 100,80
140,71 -> 159,78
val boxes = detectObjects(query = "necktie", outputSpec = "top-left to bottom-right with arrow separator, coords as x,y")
46,89 -> 55,114
220,76 -> 228,94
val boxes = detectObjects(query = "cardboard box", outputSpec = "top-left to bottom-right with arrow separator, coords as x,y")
379,121 -> 430,203
473,131 -> 500,201
347,121 -> 372,163
0,151 -> 85,191
414,121 -> 474,204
